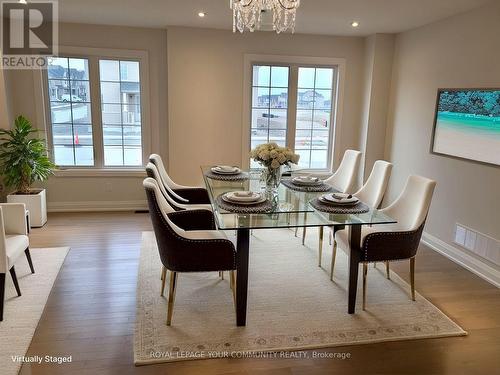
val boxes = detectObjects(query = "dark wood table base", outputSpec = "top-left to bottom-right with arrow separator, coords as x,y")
236,228 -> 250,326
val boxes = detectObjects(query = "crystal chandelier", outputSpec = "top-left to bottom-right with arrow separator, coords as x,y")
230,0 -> 300,34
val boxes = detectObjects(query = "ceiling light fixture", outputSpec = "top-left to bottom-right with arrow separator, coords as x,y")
198,11 -> 206,18
18,0 -> 27,4
351,21 -> 360,28
230,0 -> 300,34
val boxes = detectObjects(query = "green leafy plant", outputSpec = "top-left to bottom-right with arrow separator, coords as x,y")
0,115 -> 56,194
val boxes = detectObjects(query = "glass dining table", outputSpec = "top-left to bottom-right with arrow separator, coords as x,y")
201,166 -> 396,326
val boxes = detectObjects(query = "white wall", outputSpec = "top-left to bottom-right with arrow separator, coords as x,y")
385,1 -> 500,275
360,34 -> 395,180
166,27 -> 366,185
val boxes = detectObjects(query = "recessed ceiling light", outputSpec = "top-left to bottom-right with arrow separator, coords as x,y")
351,21 -> 360,28
198,11 -> 206,18
18,0 -> 27,4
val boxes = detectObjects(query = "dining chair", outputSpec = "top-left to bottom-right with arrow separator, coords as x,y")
149,153 -> 211,205
300,149 -> 362,244
334,175 -> 436,310
326,160 -> 393,276
0,203 -> 35,321
143,177 -> 237,326
145,162 -> 212,212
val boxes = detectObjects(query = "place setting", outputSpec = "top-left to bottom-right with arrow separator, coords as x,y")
204,165 -> 249,181
281,175 -> 334,192
215,190 -> 273,213
310,192 -> 370,214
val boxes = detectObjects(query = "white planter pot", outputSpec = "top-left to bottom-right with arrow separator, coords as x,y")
7,188 -> 47,227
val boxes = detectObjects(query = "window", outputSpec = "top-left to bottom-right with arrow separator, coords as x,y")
99,60 -> 142,166
48,57 -> 94,166
295,67 -> 334,169
249,63 -> 337,170
46,54 -> 145,168
251,66 -> 289,149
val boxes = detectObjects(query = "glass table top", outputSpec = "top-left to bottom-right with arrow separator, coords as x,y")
201,166 -> 396,230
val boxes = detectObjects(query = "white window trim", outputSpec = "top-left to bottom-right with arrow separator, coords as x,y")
33,45 -> 153,176
242,54 -> 346,171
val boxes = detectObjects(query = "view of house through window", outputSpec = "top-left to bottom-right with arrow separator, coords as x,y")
48,57 -> 94,166
295,67 -> 334,169
47,56 -> 143,167
250,64 -> 336,170
99,60 -> 142,166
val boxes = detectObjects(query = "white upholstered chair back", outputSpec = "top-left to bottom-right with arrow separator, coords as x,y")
149,153 -> 189,191
324,149 -> 362,193
382,175 -> 436,231
355,160 -> 392,208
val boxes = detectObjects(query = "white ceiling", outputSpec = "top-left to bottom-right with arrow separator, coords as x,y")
58,0 -> 491,36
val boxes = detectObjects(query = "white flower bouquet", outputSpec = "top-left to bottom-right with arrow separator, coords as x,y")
250,142 -> 300,170
250,143 -> 300,192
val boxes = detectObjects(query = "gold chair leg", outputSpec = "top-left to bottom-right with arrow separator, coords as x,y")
330,240 -> 337,280
362,263 -> 368,310
166,271 -> 178,326
160,267 -> 167,296
318,226 -> 324,267
385,261 -> 390,279
230,270 -> 236,306
410,258 -> 416,301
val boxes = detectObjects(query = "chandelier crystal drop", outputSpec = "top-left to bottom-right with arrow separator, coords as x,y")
230,0 -> 300,34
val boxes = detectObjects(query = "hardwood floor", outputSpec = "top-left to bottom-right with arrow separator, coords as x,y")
18,212 -> 500,375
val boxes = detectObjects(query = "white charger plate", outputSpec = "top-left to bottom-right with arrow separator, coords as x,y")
320,193 -> 359,205
211,166 -> 241,175
292,177 -> 322,186
222,192 -> 266,205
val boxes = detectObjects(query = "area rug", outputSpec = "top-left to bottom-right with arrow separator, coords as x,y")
135,229 -> 465,365
0,247 -> 70,375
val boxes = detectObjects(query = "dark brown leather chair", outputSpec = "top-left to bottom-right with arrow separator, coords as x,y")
143,177 -> 236,325
335,175 -> 436,310
149,154 -> 210,205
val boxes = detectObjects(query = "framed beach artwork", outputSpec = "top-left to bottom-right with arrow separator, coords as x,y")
431,88 -> 500,167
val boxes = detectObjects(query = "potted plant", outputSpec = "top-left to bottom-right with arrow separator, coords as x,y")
0,115 -> 56,227
250,142 -> 300,193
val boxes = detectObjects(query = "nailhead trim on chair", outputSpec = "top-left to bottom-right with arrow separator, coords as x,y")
361,220 -> 426,262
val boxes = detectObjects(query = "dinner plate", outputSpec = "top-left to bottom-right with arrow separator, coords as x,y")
211,166 -> 241,175
222,192 -> 267,205
292,176 -> 322,186
320,193 -> 359,205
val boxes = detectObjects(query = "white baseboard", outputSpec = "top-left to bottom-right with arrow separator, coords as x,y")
422,232 -> 500,288
48,200 -> 148,212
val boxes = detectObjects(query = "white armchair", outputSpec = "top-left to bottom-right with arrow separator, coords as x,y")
0,203 -> 34,321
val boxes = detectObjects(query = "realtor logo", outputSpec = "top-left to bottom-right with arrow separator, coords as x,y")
1,0 -> 58,69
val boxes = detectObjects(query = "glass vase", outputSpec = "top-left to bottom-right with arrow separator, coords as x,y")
261,166 -> 282,194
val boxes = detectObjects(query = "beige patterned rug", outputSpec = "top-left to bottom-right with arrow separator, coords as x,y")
135,229 -> 465,365
0,247 -> 70,375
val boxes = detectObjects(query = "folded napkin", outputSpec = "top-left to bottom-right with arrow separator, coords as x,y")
227,191 -> 261,202
297,176 -> 319,182
332,193 -> 353,200
234,191 -> 254,197
216,165 -> 238,172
